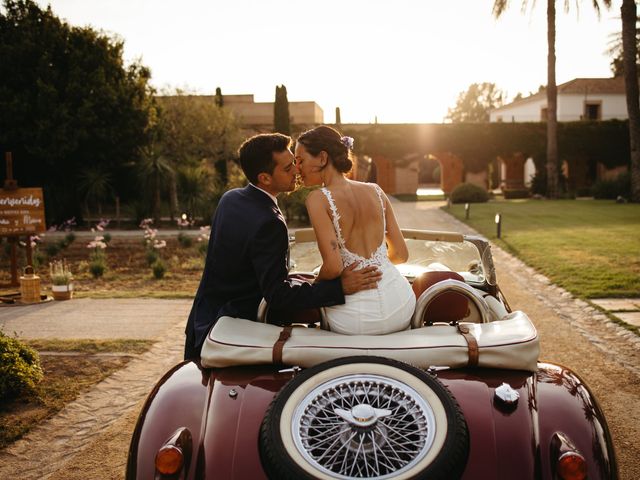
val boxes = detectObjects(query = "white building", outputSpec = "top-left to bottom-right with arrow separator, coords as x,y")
489,77 -> 627,123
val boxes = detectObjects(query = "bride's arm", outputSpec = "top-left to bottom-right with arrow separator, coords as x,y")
382,193 -> 409,264
305,191 -> 344,281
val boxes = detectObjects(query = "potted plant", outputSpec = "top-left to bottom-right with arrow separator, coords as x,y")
50,260 -> 73,300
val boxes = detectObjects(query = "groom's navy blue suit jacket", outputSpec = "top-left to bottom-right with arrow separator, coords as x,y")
184,184 -> 345,360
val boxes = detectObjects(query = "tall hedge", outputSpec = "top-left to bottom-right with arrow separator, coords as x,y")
341,121 -> 629,173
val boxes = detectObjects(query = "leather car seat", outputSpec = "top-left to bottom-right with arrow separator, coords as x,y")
412,271 -> 469,324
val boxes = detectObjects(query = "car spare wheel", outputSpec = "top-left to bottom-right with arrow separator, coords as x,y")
259,356 -> 469,480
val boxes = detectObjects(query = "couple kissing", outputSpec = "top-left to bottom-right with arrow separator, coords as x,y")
184,126 -> 415,360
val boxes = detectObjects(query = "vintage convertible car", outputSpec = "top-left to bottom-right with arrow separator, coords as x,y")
126,229 -> 618,480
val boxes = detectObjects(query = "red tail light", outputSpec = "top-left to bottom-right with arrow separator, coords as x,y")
557,452 -> 587,480
155,445 -> 184,475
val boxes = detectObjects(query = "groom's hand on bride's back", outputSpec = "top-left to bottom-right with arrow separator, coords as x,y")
340,263 -> 382,295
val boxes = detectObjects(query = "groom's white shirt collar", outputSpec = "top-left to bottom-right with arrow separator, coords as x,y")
249,183 -> 278,206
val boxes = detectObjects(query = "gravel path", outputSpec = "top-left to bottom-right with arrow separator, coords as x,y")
1,200 -> 638,479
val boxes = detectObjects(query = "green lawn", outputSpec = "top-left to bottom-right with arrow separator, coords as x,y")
445,200 -> 640,299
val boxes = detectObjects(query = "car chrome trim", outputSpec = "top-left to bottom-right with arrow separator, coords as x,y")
494,382 -> 520,405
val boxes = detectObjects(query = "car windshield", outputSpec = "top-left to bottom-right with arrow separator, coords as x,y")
398,239 -> 486,284
289,232 -> 487,285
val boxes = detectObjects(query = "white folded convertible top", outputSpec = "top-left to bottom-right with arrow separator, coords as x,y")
201,312 -> 539,372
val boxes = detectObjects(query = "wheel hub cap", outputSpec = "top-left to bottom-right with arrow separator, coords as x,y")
292,374 -> 437,479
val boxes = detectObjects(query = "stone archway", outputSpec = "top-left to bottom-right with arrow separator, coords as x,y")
498,153 -> 526,190
430,152 -> 464,195
498,153 -> 529,198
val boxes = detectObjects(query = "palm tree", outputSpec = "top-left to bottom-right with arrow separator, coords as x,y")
492,0 -> 612,199
77,166 -> 113,217
621,0 -> 640,202
138,146 -> 174,224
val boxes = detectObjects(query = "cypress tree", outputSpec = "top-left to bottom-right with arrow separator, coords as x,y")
335,107 -> 341,125
274,84 -> 291,135
215,87 -> 223,107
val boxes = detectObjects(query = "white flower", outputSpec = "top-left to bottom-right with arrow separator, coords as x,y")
153,240 -> 167,249
340,136 -> 354,150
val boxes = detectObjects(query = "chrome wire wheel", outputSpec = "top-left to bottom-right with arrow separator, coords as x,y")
292,374 -> 435,479
260,356 -> 469,480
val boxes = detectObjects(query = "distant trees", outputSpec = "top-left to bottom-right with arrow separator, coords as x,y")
0,0 -> 154,220
0,0 -> 155,222
446,83 -> 504,123
150,91 -> 243,222
0,1 -> 245,223
274,85 -> 291,135
335,107 -> 342,126
492,0 -> 612,199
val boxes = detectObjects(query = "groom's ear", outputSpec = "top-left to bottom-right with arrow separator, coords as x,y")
257,172 -> 271,186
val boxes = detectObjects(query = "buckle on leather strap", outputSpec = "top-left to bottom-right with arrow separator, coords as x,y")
272,326 -> 293,365
457,324 -> 479,367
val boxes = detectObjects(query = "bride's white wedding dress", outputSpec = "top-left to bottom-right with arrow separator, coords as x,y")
320,185 -> 416,335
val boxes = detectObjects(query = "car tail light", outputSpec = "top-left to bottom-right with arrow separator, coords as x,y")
557,452 -> 587,480
551,432 -> 588,480
155,445 -> 183,475
154,427 -> 192,477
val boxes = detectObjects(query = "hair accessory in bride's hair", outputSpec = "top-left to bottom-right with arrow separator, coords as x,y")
340,136 -> 354,150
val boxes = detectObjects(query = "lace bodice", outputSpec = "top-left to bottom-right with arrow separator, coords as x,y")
320,185 -> 390,269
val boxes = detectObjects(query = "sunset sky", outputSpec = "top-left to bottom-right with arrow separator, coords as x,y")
33,0 -> 624,123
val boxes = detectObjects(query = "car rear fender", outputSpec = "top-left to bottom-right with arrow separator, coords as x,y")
126,361 -> 212,479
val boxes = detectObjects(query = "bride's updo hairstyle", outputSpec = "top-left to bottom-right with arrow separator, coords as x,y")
297,125 -> 353,174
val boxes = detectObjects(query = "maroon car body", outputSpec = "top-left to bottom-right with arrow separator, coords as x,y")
126,361 -> 616,479
126,230 -> 618,480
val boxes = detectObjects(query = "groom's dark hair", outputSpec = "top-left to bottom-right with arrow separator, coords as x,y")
238,133 -> 292,184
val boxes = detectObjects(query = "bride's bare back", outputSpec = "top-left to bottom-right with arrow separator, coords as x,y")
306,180 -> 408,280
325,180 -> 385,258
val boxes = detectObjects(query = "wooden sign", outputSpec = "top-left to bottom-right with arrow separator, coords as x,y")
0,187 -> 46,235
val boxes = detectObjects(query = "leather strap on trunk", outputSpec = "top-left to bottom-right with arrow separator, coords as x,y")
272,326 -> 293,364
457,324 -> 479,367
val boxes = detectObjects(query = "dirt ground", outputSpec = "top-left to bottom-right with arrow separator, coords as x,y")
1,236 -> 204,298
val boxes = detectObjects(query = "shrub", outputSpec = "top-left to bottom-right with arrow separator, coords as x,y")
89,254 -> 106,278
64,232 -> 76,245
152,259 -> 166,279
146,249 -> 159,266
591,171 -> 631,200
450,183 -> 489,204
502,189 -> 530,199
33,250 -> 46,269
0,332 -> 43,401
45,242 -> 61,257
103,233 -> 112,244
177,232 -> 193,248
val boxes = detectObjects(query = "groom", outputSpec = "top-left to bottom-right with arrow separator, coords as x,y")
184,133 -> 381,360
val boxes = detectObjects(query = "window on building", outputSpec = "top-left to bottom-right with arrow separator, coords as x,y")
584,102 -> 602,121
540,107 -> 548,122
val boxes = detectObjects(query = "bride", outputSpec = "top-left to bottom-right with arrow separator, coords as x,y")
295,125 -> 416,335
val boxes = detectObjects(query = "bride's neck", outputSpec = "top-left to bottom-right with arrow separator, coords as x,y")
322,167 -> 347,188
